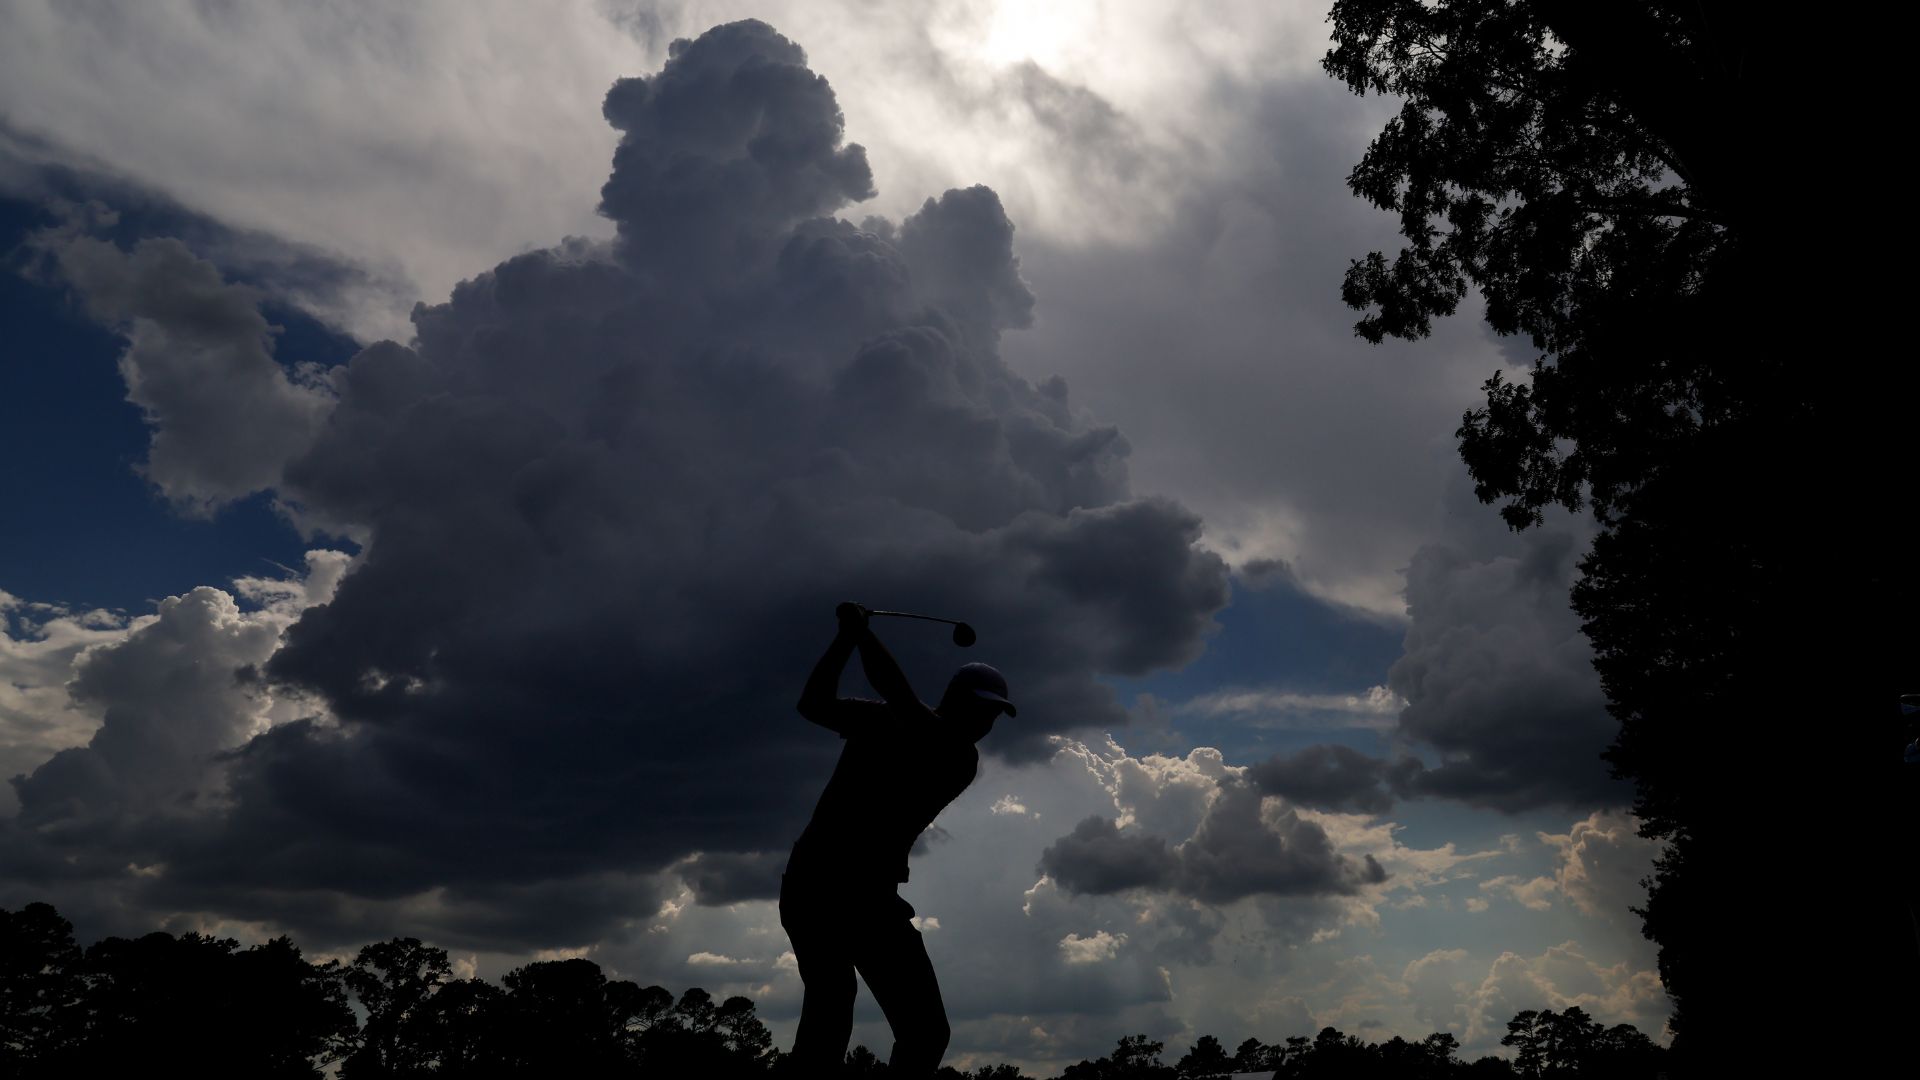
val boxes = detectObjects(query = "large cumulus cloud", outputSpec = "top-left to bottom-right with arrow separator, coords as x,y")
3,20 -> 1228,949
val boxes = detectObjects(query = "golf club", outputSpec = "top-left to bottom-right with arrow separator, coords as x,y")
865,608 -> 977,648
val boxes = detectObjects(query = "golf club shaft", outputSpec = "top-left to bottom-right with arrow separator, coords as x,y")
866,609 -> 962,627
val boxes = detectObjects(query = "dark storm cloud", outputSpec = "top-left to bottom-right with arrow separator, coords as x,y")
1246,743 -> 1414,815
141,859 -> 669,954
4,20 -> 1228,949
1037,815 -> 1179,895
675,850 -> 784,906
1172,783 -> 1385,904
1388,529 -> 1627,812
1227,525 -> 1626,817
1039,781 -> 1386,904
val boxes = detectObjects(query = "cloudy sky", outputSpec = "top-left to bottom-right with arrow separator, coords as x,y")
0,1 -> 1666,1071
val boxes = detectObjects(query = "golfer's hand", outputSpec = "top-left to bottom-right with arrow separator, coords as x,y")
835,601 -> 870,637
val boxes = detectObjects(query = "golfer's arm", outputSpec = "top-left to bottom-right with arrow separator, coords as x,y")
797,631 -> 859,725
856,630 -> 919,712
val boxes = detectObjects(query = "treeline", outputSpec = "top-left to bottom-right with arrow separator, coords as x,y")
1046,1019 -> 1665,1079
2,903 -> 1664,1078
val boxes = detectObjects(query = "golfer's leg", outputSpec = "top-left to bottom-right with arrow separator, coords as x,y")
782,892 -> 856,1070
855,903 -> 950,1077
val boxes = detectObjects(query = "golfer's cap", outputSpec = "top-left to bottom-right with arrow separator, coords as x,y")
951,662 -> 1016,718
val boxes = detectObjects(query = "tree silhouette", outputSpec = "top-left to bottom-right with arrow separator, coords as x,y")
1295,1026 -> 1374,1079
716,993 -> 777,1062
0,903 -> 83,1072
343,937 -> 454,1077
1502,1008 -> 1587,1077
1,903 -> 1675,1078
1175,1033 -> 1233,1077
637,986 -> 774,1078
493,958 -> 641,1073
1062,1034 -> 1177,1079
44,929 -> 352,1077
1503,1007 -> 1662,1079
1232,1036 -> 1279,1073
406,977 -> 504,1078
846,1043 -> 889,1075
358,945 -> 786,1079
1377,1032 -> 1463,1080
1325,3 -> 1914,1069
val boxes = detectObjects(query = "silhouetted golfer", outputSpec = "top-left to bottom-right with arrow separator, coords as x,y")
781,602 -> 1015,1077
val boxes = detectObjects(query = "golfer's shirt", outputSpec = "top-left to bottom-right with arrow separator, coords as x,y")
789,696 -> 979,887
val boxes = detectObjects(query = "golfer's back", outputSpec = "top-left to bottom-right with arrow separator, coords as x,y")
788,697 -> 978,885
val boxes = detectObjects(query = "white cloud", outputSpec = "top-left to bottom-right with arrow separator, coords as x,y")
0,0 -> 1330,336
1480,875 -> 1558,912
1539,811 -> 1662,922
1059,929 -> 1126,965
0,551 -> 349,929
0,591 -> 137,815
687,951 -> 747,967
1293,810 -> 1504,898
1401,947 -> 1474,1034
0,1 -> 645,340
1052,737 -> 1230,837
14,550 -> 348,817
1464,941 -> 1668,1047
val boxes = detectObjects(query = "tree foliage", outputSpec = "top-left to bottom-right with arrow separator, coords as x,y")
1325,0 -> 1757,530
0,904 -> 81,1068
1174,1033 -> 1233,1078
1047,1023 -> 1621,1080
1061,1033 -> 1177,1079
0,905 -> 354,1079
1501,1007 -> 1662,1078
1326,2 -> 1914,1069
344,936 -> 454,1077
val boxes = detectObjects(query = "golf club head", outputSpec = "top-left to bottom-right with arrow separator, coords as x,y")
952,623 -> 977,648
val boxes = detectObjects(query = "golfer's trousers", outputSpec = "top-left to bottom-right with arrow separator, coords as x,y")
779,871 -> 951,1076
